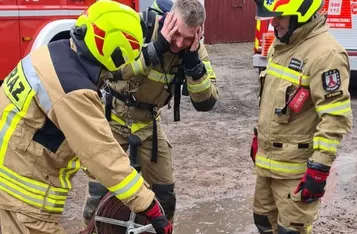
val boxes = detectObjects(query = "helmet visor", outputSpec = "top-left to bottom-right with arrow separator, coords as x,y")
256,5 -> 283,20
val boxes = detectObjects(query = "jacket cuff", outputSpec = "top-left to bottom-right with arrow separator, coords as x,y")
310,151 -> 335,167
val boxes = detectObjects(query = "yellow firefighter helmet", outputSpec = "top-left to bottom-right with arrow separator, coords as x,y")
254,0 -> 324,23
71,0 -> 143,71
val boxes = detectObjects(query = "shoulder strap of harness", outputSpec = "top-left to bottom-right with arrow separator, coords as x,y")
142,9 -> 157,44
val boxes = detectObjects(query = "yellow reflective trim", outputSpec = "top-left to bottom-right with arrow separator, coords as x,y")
0,167 -> 68,200
3,61 -> 32,111
0,90 -> 35,164
131,60 -> 144,76
59,156 -> 80,190
0,105 -> 19,163
147,69 -> 175,83
0,176 -> 65,213
110,113 -> 158,134
202,61 -> 212,71
0,166 -> 68,209
47,192 -> 67,200
111,113 -> 126,125
313,137 -> 340,153
49,186 -> 69,193
0,60 -> 68,213
307,225 -> 312,233
256,19 -> 261,31
0,167 -> 46,196
266,61 -> 310,86
255,38 -> 259,50
316,100 -> 351,116
108,169 -> 144,200
131,122 -> 150,133
255,155 -> 307,174
187,77 -> 211,93
202,61 -> 216,79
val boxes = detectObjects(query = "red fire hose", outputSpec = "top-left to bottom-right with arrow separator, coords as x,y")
79,191 -> 149,234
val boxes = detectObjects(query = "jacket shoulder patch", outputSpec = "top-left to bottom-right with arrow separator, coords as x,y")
322,69 -> 341,91
288,58 -> 304,72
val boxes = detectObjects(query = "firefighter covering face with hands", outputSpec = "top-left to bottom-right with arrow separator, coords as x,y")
251,0 -> 353,233
0,0 -> 172,233
81,0 -> 218,231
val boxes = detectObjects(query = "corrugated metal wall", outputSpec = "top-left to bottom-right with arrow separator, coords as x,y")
204,0 -> 256,44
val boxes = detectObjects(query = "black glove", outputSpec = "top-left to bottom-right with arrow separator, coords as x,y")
153,32 -> 170,56
141,200 -> 173,234
182,49 -> 206,80
182,50 -> 200,69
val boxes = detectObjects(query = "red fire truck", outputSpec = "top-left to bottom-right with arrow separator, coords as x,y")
0,0 -> 139,85
253,0 -> 357,75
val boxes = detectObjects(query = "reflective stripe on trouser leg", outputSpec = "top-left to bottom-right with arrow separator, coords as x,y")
152,183 -> 176,222
82,180 -> 109,224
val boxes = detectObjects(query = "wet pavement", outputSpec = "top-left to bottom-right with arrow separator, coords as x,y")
174,196 -> 257,234
173,151 -> 357,234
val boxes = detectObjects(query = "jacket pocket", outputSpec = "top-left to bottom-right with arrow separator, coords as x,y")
270,134 -> 313,164
272,80 -> 295,124
258,70 -> 266,106
10,125 -> 33,153
289,189 -> 302,202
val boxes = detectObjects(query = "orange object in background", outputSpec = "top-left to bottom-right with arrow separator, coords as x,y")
261,32 -> 275,57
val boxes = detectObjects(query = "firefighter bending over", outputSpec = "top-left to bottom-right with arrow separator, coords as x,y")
0,1 -> 172,233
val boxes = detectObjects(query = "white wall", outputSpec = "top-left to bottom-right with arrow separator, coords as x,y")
139,0 -> 153,11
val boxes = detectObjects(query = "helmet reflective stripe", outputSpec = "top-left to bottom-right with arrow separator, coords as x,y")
255,0 -> 324,23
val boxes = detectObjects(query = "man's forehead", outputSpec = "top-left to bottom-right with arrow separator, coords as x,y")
177,23 -> 198,38
177,27 -> 196,38
174,12 -> 199,37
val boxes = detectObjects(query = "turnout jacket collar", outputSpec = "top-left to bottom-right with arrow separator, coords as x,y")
274,13 -> 329,48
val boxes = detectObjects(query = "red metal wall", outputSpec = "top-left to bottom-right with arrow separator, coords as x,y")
204,0 -> 256,44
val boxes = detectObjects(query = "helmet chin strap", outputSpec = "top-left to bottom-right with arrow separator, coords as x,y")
274,15 -> 313,44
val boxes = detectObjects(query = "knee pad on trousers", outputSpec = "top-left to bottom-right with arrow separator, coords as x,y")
278,225 -> 301,234
82,181 -> 109,224
254,213 -> 274,234
152,183 -> 176,221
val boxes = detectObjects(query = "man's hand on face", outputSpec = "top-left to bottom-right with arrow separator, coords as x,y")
151,11 -> 178,59
161,12 -> 178,43
189,26 -> 202,52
